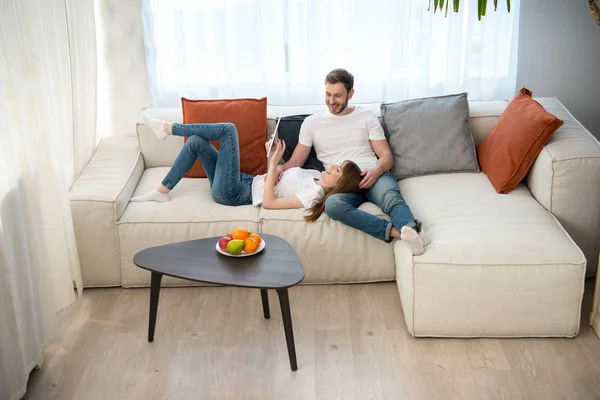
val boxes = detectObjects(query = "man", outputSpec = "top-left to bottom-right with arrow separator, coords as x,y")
275,68 -> 427,254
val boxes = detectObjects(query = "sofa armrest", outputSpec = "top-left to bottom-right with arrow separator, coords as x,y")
527,98 -> 600,276
69,137 -> 144,287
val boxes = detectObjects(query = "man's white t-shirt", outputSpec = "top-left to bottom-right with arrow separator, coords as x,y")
298,106 -> 386,171
251,167 -> 324,210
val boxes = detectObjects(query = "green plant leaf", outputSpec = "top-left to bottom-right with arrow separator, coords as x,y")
429,0 -> 510,17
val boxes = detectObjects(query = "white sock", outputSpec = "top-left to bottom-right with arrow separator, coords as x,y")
130,188 -> 170,203
419,229 -> 431,247
401,225 -> 425,256
142,112 -> 169,140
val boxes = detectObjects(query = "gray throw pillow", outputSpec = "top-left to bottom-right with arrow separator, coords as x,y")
381,93 -> 480,180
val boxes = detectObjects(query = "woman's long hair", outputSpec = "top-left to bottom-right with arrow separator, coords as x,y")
304,161 -> 362,222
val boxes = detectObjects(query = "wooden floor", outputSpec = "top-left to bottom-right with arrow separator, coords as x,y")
24,279 -> 600,400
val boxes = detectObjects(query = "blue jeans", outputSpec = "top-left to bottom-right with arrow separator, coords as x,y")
324,171 -> 416,241
161,123 -> 254,206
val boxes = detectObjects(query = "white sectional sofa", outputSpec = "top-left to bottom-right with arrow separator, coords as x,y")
69,98 -> 600,337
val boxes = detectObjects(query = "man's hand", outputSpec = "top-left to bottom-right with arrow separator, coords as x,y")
359,167 -> 382,189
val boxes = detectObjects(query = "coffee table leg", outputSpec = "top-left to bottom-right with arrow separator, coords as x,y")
148,272 -> 163,342
276,288 -> 297,371
260,289 -> 270,319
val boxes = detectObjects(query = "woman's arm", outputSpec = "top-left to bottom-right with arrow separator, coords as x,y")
262,139 -> 304,210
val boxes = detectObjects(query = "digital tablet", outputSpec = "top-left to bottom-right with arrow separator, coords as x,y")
267,112 -> 283,166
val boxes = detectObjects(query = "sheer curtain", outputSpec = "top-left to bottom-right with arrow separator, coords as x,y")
141,0 -> 520,107
0,0 -> 94,399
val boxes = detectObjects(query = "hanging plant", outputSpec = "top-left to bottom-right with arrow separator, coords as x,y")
430,0 -> 511,20
590,0 -> 600,25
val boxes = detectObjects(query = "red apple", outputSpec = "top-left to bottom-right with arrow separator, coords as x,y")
218,234 -> 233,251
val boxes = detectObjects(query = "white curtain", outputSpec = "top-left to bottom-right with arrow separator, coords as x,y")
95,0 -> 153,138
141,0 -> 520,107
0,0 -> 94,399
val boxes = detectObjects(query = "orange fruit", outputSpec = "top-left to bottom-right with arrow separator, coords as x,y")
231,228 -> 249,240
243,238 -> 259,254
249,233 -> 261,246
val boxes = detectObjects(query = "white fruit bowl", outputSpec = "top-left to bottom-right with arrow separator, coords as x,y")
215,238 -> 266,258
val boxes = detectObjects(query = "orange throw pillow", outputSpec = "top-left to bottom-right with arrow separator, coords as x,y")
181,97 -> 267,178
476,88 -> 564,194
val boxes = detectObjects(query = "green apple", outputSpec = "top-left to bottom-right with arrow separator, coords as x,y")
226,239 -> 245,255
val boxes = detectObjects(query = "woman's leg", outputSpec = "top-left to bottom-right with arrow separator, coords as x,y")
130,132 -> 218,202
133,120 -> 251,205
171,122 -> 244,201
165,122 -> 236,186
131,121 -> 221,202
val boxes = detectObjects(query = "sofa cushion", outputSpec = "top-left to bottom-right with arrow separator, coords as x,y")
526,97 -> 600,277
381,93 -> 480,179
258,202 -> 396,284
181,97 -> 268,178
119,167 -> 396,286
118,167 -> 260,287
276,115 -> 324,171
477,88 -> 564,194
69,136 -> 144,287
394,172 -> 586,337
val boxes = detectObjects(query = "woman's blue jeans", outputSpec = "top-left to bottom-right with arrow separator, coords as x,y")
161,123 -> 253,206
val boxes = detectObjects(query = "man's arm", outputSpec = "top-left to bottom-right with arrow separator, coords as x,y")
371,139 -> 393,172
359,139 -> 394,189
281,143 -> 311,171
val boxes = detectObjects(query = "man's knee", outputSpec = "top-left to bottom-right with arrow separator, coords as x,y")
324,194 -> 348,218
380,190 -> 403,213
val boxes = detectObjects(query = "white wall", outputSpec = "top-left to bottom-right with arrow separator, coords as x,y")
516,0 -> 600,139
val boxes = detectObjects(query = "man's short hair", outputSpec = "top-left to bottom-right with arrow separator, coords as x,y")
325,68 -> 354,93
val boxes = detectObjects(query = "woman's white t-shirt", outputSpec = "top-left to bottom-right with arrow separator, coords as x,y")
251,168 -> 324,210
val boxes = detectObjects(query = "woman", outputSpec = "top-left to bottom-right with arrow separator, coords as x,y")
131,114 -> 363,222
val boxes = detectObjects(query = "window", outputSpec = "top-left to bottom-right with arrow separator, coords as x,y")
141,0 -> 520,106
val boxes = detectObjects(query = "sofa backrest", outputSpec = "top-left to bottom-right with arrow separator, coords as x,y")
137,101 -> 511,169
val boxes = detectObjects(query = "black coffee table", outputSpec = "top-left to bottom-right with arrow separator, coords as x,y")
132,233 -> 305,371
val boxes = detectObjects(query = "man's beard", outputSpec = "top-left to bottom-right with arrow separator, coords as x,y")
328,97 -> 348,115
